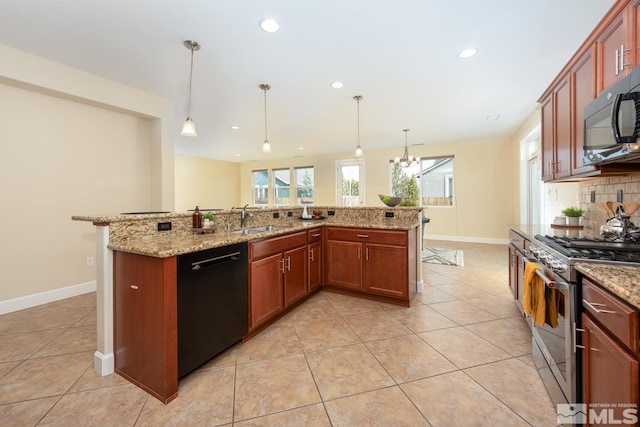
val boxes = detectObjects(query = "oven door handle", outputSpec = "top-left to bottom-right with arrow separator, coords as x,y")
530,264 -> 570,292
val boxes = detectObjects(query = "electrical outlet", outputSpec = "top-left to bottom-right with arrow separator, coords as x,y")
157,222 -> 172,231
617,189 -> 624,202
590,191 -> 596,203
385,211 -> 394,218
327,210 -> 335,216
273,212 -> 280,219
86,257 -> 94,267
287,211 -> 293,217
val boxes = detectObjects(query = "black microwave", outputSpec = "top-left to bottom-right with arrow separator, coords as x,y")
583,67 -> 640,165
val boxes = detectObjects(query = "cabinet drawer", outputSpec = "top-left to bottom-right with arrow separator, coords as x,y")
307,228 -> 323,243
326,227 -> 407,246
582,277 -> 639,354
250,231 -> 307,260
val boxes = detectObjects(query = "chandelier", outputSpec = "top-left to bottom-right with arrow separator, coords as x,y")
394,129 -> 420,167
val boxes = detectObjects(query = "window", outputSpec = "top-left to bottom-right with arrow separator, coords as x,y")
252,170 -> 268,206
389,156 -> 455,207
295,167 -> 314,205
273,168 -> 291,207
419,157 -> 455,206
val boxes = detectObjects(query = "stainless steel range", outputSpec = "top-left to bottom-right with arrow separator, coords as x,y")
526,232 -> 640,407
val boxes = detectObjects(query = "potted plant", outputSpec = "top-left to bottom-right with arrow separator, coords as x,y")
561,207 -> 584,226
202,213 -> 215,228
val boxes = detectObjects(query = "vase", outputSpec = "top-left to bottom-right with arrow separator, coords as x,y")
566,217 -> 580,226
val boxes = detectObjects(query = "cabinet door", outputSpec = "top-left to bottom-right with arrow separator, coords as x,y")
582,313 -> 639,424
571,46 -> 598,176
632,0 -> 640,68
308,241 -> 322,291
284,246 -> 308,307
541,94 -> 554,182
325,240 -> 362,290
554,76 -> 571,179
597,10 -> 628,93
250,253 -> 283,328
113,252 -> 177,402
363,243 -> 407,298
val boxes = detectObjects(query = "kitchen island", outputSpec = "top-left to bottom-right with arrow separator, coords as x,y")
73,206 -> 422,402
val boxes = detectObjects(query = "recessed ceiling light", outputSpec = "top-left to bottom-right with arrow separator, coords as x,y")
459,48 -> 477,58
486,114 -> 500,121
331,81 -> 344,89
235,154 -> 241,157
298,147 -> 304,150
259,18 -> 280,33
231,126 -> 239,130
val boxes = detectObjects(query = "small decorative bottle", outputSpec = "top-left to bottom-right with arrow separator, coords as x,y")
192,206 -> 202,228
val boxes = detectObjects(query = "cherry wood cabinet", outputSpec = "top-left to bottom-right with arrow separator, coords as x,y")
113,251 -> 178,404
571,46 -> 598,176
308,229 -> 323,291
323,226 -> 416,305
249,253 -> 284,328
580,276 -> 639,424
248,231 -> 308,331
598,8 -> 630,93
581,314 -> 639,424
539,0 -> 639,182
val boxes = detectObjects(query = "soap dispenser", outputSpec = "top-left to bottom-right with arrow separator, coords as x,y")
192,205 -> 202,228
302,204 -> 310,219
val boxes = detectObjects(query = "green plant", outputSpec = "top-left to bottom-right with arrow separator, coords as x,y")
561,207 -> 584,217
202,213 -> 215,221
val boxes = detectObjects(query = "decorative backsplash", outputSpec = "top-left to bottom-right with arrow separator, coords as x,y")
105,206 -> 423,242
579,174 -> 640,230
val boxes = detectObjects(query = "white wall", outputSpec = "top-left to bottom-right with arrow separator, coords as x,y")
239,137 -> 513,243
0,44 -> 174,305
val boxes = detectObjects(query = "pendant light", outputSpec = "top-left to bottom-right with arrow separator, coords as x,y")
353,95 -> 364,157
394,129 -> 420,167
180,40 -> 200,137
260,84 -> 272,152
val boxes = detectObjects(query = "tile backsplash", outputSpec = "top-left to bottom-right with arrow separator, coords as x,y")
579,174 -> 640,230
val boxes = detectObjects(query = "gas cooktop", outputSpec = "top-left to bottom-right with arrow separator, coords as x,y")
535,234 -> 640,263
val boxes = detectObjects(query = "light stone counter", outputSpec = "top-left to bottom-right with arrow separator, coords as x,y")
72,206 -> 423,376
575,262 -> 640,310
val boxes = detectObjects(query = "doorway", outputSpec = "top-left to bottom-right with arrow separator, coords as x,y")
336,159 -> 365,206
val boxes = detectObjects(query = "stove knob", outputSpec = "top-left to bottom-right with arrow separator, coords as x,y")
551,260 -> 567,273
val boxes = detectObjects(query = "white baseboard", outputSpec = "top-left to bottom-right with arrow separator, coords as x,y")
0,281 -> 96,315
94,351 -> 114,376
424,234 -> 509,245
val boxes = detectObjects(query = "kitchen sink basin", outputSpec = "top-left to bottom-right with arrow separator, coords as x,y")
230,225 -> 289,235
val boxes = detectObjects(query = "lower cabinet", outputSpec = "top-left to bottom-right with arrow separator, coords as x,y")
580,276 -> 639,425
113,251 -> 178,404
581,314 -> 639,424
248,231 -> 308,332
324,226 -> 416,304
308,229 -> 323,291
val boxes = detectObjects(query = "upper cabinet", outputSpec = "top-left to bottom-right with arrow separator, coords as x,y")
597,8 -> 629,93
539,0 -> 636,182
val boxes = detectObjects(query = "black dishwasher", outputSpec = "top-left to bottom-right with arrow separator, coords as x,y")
177,242 -> 248,377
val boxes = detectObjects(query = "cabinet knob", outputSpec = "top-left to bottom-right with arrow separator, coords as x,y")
130,284 -> 139,290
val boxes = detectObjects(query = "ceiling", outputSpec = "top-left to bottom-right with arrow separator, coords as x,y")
0,0 -> 616,162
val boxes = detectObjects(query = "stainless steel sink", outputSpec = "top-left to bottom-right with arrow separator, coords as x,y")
230,225 -> 289,235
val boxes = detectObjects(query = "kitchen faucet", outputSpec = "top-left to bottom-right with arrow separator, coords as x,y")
232,204 -> 253,228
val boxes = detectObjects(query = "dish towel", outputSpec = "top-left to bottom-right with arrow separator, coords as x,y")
523,262 -> 547,327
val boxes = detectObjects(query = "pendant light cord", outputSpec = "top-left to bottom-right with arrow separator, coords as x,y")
187,46 -> 194,117
357,98 -> 360,146
263,87 -> 268,141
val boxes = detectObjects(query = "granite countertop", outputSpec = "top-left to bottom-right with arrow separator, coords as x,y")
106,217 -> 419,258
574,262 -> 640,310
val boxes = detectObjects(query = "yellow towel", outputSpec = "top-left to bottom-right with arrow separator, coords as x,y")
523,262 -> 547,327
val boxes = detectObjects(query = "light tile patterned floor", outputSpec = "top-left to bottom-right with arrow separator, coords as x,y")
0,241 -> 559,426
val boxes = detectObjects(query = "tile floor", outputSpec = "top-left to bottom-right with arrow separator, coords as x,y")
0,241 -> 559,426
